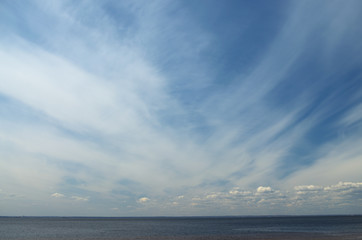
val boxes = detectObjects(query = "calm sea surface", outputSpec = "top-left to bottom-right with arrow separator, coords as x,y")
0,216 -> 362,240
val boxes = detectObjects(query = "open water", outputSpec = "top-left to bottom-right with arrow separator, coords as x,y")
0,215 -> 362,240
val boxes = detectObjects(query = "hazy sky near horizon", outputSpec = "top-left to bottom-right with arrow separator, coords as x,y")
1,0 -> 362,216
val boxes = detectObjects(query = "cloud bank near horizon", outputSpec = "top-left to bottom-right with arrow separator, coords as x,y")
1,0 -> 362,216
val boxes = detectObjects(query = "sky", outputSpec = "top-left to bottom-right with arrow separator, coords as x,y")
0,0 -> 362,216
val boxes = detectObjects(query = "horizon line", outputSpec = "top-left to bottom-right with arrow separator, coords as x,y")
1,214 -> 361,218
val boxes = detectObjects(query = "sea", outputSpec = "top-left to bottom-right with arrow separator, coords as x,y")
0,215 -> 362,240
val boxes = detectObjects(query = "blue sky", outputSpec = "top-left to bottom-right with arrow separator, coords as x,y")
1,0 -> 362,216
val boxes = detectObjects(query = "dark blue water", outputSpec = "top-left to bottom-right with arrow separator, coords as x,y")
0,216 -> 362,239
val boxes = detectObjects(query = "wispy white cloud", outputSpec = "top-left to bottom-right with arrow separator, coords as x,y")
51,193 -> 65,198
284,134 -> 362,188
71,196 -> 89,202
340,103 -> 362,126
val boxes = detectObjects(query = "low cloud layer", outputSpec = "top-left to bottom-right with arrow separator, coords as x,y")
151,182 -> 362,216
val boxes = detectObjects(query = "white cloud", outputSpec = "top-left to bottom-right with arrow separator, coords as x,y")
294,185 -> 324,195
170,182 -> 362,215
229,189 -> 240,195
284,136 -> 362,188
256,186 -> 273,193
294,185 -> 323,191
0,43 -> 160,135
71,196 -> 89,202
206,194 -> 219,199
51,193 -> 65,198
228,188 -> 252,196
324,181 -> 362,200
341,103 -> 362,126
325,181 -> 362,191
138,197 -> 150,203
